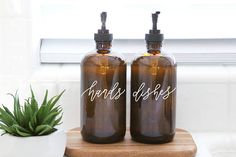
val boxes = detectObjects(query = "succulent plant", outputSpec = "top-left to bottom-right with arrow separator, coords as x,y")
0,88 -> 65,137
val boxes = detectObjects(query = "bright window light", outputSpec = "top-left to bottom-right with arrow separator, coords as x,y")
38,0 -> 236,39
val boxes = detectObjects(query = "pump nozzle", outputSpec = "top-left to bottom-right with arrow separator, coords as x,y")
145,11 -> 163,42
94,12 -> 113,42
152,11 -> 160,32
101,12 -> 107,31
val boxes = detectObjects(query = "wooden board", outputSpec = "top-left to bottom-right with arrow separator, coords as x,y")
65,128 -> 197,157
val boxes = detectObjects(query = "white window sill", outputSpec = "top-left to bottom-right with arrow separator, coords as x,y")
40,39 -> 236,64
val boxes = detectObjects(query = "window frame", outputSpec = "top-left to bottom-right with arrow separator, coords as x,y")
33,0 -> 236,64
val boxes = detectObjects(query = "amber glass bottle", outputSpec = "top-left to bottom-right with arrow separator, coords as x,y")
80,12 -> 126,144
130,12 -> 176,144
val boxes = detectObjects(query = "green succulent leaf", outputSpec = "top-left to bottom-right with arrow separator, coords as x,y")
0,124 -> 14,135
0,108 -> 18,126
35,124 -> 54,135
28,121 -> 34,132
0,88 -> 64,137
12,124 -> 31,137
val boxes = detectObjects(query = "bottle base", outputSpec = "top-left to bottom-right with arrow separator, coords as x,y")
82,134 -> 125,144
131,133 -> 175,144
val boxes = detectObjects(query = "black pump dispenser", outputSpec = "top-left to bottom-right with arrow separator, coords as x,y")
94,12 -> 113,42
145,11 -> 164,42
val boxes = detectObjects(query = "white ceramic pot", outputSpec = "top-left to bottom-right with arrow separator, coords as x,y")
0,130 -> 66,157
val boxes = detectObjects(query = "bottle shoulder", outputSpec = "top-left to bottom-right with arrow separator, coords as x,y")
81,51 -> 126,66
132,52 -> 176,67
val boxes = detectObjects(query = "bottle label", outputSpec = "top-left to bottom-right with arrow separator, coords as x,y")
132,83 -> 176,102
81,80 -> 125,101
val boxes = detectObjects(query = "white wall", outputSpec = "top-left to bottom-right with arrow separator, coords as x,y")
1,0 -> 236,132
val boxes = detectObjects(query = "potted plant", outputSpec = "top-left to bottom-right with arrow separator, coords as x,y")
0,88 -> 66,157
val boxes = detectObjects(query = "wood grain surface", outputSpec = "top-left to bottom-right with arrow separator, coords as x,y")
65,128 -> 197,157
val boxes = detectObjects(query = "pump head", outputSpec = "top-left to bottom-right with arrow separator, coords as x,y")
145,11 -> 164,42
94,12 -> 113,42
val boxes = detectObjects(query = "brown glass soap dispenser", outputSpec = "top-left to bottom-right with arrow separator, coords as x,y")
80,12 -> 126,144
130,12 -> 177,144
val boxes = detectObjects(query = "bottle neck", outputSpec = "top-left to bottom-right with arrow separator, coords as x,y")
146,42 -> 162,55
96,42 -> 111,54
